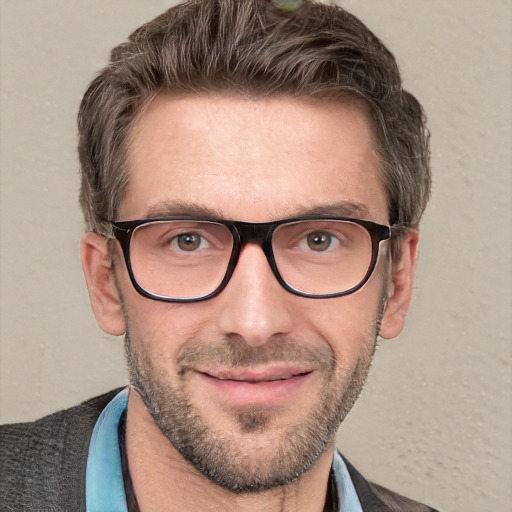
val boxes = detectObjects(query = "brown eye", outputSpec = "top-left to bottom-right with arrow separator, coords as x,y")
177,232 -> 201,251
306,232 -> 331,251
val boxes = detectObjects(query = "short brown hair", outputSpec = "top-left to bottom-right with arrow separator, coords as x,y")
78,0 -> 430,246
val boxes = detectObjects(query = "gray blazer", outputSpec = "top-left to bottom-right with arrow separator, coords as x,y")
0,389 -> 438,511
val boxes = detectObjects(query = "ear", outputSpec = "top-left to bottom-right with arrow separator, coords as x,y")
379,229 -> 419,340
80,232 -> 127,336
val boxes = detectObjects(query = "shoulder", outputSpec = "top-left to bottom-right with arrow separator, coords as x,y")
0,388 -> 123,512
342,454 -> 441,512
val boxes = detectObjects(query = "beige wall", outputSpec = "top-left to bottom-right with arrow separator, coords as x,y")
0,1 -> 510,510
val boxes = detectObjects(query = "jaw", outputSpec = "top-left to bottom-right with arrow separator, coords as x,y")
127,388 -> 337,511
127,340 -> 371,490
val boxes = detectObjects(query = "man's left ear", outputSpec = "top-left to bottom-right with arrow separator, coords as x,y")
379,229 -> 419,340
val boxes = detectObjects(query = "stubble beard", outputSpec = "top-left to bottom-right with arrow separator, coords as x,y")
124,327 -> 377,493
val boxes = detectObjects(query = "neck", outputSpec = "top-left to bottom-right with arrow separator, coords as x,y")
125,389 -> 335,512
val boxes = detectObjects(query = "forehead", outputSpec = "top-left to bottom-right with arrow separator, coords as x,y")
120,93 -> 388,223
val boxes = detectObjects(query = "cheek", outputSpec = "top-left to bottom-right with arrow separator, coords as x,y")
122,291 -> 216,362
304,282 -> 385,362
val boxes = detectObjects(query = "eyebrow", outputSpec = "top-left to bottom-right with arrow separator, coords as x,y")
144,200 -> 372,221
144,201 -> 224,219
291,201 -> 372,219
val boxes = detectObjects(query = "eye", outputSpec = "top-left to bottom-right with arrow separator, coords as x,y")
174,232 -> 206,251
306,231 -> 336,251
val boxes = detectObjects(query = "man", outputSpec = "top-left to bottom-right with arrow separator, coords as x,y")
0,0 -> 436,510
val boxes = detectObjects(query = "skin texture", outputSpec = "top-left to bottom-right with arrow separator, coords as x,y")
81,94 -> 419,511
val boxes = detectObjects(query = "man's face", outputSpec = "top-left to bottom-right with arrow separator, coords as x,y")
108,94 -> 393,491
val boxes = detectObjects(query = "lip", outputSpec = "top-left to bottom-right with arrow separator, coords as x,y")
195,365 -> 315,407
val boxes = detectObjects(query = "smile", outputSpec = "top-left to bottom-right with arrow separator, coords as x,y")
212,373 -> 310,382
195,366 -> 315,406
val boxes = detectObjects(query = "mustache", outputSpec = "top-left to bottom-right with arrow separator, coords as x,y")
176,335 -> 335,374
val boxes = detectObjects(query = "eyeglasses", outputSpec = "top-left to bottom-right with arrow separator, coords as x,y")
111,217 -> 391,302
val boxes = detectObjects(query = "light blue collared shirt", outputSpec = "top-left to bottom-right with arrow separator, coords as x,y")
85,388 -> 362,512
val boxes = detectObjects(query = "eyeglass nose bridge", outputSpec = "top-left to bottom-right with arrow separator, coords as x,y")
223,220 -> 284,292
232,220 -> 275,245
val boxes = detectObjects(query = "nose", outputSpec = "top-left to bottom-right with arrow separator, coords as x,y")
217,244 -> 295,347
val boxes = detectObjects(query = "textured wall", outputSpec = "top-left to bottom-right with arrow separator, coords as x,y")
0,1 -> 510,510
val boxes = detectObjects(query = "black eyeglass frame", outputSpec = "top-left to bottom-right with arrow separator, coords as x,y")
111,216 -> 392,302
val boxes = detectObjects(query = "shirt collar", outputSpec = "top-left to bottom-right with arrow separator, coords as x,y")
332,450 -> 364,512
86,388 -> 362,512
86,387 -> 129,512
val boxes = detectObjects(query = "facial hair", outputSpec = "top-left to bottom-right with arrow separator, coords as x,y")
124,326 -> 378,493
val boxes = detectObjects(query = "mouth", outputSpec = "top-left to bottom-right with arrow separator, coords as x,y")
204,366 -> 313,381
195,366 -> 315,406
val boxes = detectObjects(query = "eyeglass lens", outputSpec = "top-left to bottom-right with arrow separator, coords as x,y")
273,220 -> 372,295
